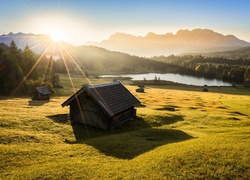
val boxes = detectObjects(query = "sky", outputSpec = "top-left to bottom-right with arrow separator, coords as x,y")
1,0 -> 250,46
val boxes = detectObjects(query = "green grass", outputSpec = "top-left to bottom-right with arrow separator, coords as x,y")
1,75 -> 250,179
56,73 -> 132,96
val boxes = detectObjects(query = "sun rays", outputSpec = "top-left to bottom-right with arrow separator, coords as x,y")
12,33 -> 92,96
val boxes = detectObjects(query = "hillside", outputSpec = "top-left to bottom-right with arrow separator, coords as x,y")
61,45 -> 172,74
1,76 -> 250,179
87,29 -> 250,56
0,32 -> 73,54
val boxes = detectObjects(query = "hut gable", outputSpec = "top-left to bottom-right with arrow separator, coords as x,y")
33,86 -> 51,100
62,82 -> 140,130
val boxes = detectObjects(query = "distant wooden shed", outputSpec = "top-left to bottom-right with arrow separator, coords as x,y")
136,84 -> 145,93
33,86 -> 51,100
61,82 -> 140,131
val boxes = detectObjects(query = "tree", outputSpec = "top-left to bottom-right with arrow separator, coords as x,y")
9,40 -> 22,65
84,70 -> 89,78
244,67 -> 250,87
244,67 -> 250,80
154,75 -> 157,82
1,40 -> 24,95
52,73 -> 60,87
0,46 -> 10,94
21,45 -> 37,79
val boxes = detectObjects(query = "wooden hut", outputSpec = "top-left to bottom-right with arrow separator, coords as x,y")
61,82 -> 140,131
33,86 -> 51,100
136,84 -> 145,93
203,85 -> 208,92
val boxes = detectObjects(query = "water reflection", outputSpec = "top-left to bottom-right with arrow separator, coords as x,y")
100,73 -> 232,86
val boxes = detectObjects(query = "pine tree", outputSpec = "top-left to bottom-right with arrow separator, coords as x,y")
0,46 -> 9,94
244,67 -> 250,80
244,67 -> 250,87
21,45 -> 37,79
6,40 -> 24,95
9,40 -> 22,64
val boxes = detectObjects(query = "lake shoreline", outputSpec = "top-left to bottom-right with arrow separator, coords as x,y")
99,73 -> 233,87
130,79 -> 250,95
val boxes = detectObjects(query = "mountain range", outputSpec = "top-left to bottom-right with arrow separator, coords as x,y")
0,32 -> 73,55
1,31 -> 249,75
87,29 -> 250,56
1,29 -> 250,57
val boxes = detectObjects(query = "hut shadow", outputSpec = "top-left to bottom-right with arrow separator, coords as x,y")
67,115 -> 193,159
28,100 -> 49,106
47,114 -> 70,124
67,116 -> 151,142
84,128 -> 193,159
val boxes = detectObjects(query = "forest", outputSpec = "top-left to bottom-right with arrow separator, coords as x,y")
152,54 -> 250,87
0,41 -> 59,95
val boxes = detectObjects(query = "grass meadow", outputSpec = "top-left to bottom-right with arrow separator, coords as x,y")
0,74 -> 250,179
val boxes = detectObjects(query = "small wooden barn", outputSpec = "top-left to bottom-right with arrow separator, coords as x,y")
33,86 -> 51,100
61,82 -> 140,131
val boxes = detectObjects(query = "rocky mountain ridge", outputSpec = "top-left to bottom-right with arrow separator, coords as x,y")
87,29 -> 250,56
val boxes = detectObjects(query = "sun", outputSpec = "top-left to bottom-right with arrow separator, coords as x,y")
49,29 -> 63,42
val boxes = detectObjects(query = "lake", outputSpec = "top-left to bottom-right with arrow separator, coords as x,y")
100,73 -> 232,86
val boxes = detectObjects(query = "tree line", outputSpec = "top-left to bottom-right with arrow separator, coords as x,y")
152,55 -> 250,87
0,40 -> 60,96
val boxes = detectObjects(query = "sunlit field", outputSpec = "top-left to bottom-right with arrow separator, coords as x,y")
0,75 -> 250,179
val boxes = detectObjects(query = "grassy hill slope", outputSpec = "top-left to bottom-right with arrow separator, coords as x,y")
1,76 -> 250,179
62,46 -> 170,74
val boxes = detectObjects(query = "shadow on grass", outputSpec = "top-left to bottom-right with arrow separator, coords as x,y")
67,114 -> 192,159
47,114 -> 69,123
28,100 -> 49,106
85,128 -> 193,159
144,114 -> 184,127
66,116 -> 151,142
154,105 -> 180,111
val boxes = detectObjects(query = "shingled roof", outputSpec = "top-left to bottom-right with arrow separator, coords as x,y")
61,82 -> 140,117
35,87 -> 51,95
